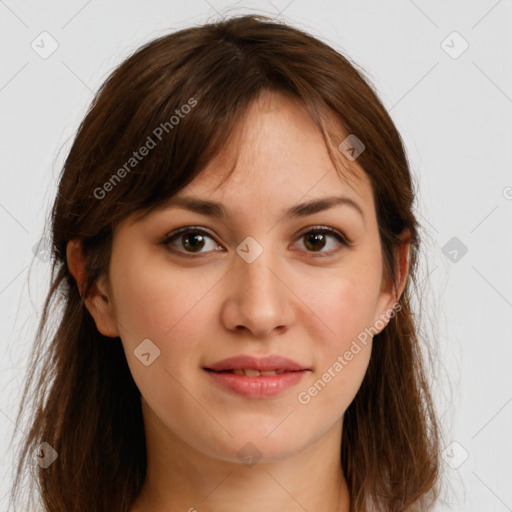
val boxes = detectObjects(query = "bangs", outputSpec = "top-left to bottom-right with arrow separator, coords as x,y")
74,23 -> 362,240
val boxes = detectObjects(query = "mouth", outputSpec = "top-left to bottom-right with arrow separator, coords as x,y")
204,354 -> 310,373
204,368 -> 299,376
202,354 -> 310,397
203,367 -> 309,398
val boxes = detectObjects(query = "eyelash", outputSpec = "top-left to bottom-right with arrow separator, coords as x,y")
160,225 -> 350,258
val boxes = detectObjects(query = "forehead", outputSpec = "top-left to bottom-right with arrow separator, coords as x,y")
183,91 -> 371,205
125,90 -> 376,230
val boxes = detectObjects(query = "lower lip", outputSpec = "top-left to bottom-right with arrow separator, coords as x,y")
204,369 -> 308,398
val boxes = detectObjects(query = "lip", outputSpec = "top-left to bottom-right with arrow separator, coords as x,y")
203,354 -> 310,399
204,368 -> 308,398
204,354 -> 309,372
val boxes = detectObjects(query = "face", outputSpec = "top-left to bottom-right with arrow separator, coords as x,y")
77,91 -> 402,464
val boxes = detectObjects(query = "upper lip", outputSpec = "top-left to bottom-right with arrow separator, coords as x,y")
204,354 -> 309,372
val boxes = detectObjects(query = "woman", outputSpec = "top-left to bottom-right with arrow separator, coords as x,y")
11,13 -> 440,512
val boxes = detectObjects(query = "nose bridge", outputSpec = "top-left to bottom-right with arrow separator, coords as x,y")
236,236 -> 281,305
224,234 -> 292,336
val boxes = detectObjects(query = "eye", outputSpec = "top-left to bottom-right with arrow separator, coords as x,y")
161,227 -> 222,255
160,226 -> 349,257
293,226 -> 349,255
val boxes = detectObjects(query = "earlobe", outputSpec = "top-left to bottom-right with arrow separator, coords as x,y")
66,239 -> 120,338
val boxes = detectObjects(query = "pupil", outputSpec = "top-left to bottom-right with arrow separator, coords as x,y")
306,233 -> 325,251
184,233 -> 205,251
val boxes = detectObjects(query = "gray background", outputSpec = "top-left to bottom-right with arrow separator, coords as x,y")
1,0 -> 511,510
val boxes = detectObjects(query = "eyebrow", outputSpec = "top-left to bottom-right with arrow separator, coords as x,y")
156,195 -> 365,221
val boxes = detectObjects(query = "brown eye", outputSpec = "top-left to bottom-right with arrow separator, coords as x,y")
161,225 -> 349,258
181,232 -> 206,252
162,228 -> 221,255
296,227 -> 348,255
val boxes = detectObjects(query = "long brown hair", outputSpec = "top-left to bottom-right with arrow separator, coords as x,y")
10,13 -> 440,512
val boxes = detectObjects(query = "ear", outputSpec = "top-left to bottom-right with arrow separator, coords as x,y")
66,239 -> 119,338
372,229 -> 411,332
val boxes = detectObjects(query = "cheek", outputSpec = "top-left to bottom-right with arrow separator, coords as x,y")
111,255 -> 212,343
298,259 -> 383,347
293,311 -> 374,425
110,257 -> 220,389
291,263 -> 381,412
109,260 -> 213,422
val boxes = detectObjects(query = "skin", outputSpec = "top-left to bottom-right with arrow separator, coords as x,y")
67,90 -> 410,512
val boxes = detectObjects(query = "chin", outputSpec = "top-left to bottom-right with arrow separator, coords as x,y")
198,426 -> 313,465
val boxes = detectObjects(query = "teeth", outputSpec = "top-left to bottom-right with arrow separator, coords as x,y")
243,368 -> 261,377
229,369 -> 286,376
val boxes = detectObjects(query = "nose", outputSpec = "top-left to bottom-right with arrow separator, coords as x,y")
219,245 -> 295,338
